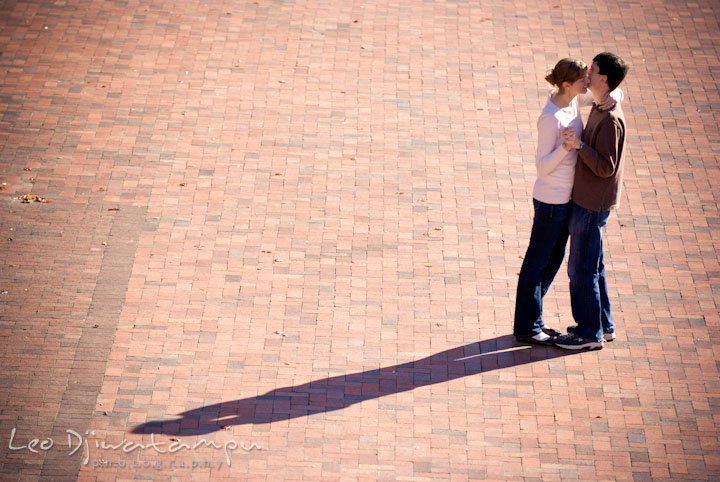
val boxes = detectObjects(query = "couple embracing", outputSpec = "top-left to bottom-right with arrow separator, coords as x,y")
513,52 -> 629,350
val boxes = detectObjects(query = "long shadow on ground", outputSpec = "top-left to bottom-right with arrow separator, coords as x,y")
132,335 -> 573,436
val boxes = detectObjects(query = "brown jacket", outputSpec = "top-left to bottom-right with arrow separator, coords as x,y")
571,103 -> 626,212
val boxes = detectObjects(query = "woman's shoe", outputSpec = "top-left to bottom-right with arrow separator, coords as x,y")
514,332 -> 556,346
541,326 -> 562,337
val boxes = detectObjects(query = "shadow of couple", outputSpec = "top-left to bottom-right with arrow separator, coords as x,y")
132,335 -> 572,436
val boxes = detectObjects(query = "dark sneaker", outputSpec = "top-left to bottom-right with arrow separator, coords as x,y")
555,333 -> 604,350
567,324 -> 615,342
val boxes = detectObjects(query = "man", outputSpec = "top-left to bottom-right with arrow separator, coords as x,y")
555,52 -> 629,350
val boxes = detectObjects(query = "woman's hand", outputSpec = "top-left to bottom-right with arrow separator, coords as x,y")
596,92 -> 616,111
597,89 -> 622,111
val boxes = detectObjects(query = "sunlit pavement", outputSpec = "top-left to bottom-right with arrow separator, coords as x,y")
1,0 -> 719,480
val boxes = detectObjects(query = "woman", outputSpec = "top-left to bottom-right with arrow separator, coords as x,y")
513,58 -> 621,345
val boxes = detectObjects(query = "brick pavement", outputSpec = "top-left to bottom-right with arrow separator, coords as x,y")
1,0 -> 719,480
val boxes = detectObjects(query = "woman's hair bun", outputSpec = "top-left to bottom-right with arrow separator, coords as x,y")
544,71 -> 557,86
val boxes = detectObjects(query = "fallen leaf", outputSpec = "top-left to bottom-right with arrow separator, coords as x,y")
23,168 -> 32,171
108,208 -> 120,211
179,183 -> 186,186
274,172 -> 282,176
433,227 -> 442,231
170,437 -> 178,442
278,80 -> 287,84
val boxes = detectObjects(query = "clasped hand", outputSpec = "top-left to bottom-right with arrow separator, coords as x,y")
562,128 -> 581,150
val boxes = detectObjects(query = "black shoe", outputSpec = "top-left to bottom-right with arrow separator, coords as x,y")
566,324 -> 615,341
541,326 -> 562,337
514,333 -> 556,346
555,333 -> 603,350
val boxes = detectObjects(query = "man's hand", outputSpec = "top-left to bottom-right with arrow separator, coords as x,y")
562,127 -> 582,150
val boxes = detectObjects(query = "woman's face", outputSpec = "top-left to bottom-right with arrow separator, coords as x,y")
566,73 -> 588,97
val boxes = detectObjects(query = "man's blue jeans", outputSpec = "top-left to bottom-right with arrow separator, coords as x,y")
567,201 -> 615,341
513,199 -> 569,337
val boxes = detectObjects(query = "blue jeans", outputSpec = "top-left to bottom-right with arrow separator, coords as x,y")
513,199 -> 569,337
567,201 -> 615,341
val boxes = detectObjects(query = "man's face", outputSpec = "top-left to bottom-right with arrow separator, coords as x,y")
588,62 -> 606,92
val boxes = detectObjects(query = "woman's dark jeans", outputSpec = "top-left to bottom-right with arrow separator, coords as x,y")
513,199 -> 570,337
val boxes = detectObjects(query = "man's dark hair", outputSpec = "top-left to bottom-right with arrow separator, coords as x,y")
593,52 -> 629,92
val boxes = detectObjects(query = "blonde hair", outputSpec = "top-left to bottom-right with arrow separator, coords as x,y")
545,58 -> 587,93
